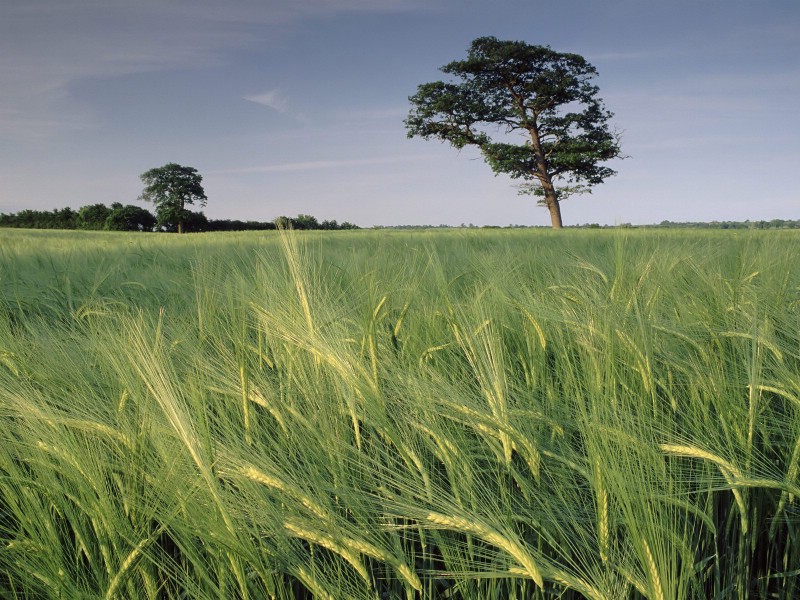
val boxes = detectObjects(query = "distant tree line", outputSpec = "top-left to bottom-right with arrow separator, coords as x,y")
0,204 -> 156,231
0,204 -> 359,232
652,219 -> 800,230
2,205 -> 795,232
372,220 -> 800,230
562,220 -> 800,230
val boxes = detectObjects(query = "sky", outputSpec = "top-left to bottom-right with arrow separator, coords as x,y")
1,0 -> 798,227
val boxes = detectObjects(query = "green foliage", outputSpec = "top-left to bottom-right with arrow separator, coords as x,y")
0,207 -> 79,229
105,203 -> 157,231
407,37 -> 622,227
291,213 -> 319,230
655,219 -> 800,230
274,214 -> 360,231
138,163 -> 208,233
78,203 -> 112,230
1,228 -> 800,599
155,209 -> 209,233
0,204 -> 156,231
1,207 -> 360,233
205,218 -> 277,232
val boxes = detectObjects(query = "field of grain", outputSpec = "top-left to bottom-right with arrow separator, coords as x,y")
1,227 -> 799,599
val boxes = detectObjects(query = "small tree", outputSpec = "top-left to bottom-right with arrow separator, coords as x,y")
78,203 -> 112,230
292,214 -> 320,230
138,163 -> 207,233
106,204 -> 157,231
406,37 -> 622,228
273,216 -> 292,229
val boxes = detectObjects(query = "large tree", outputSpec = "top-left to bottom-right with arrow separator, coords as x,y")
406,37 -> 622,228
138,163 -> 207,234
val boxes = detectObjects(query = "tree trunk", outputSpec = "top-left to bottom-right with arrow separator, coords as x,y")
545,189 -> 563,229
178,221 -> 183,234
525,122 -> 563,229
540,179 -> 563,229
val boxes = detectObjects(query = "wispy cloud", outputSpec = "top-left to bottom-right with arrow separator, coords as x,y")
292,0 -> 436,14
243,89 -> 288,112
587,51 -> 653,62
211,155 -> 435,174
0,0 -> 434,141
333,107 -> 409,121
604,66 -> 800,128
629,135 -> 758,151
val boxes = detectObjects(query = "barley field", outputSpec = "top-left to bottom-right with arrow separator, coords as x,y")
1,227 -> 799,599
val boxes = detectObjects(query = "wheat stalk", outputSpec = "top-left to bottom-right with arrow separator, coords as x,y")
284,519 -> 371,586
659,443 -> 749,534
424,511 -> 544,588
641,539 -> 665,600
239,465 -> 328,520
593,458 -> 610,564
104,535 -> 155,600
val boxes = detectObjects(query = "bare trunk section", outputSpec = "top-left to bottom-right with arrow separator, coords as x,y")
178,199 -> 185,234
539,178 -> 562,228
526,120 -> 563,229
544,187 -> 563,229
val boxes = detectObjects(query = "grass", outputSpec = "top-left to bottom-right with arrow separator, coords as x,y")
1,226 -> 800,599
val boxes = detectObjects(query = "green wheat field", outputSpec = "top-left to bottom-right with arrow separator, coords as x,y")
2,227 -> 800,599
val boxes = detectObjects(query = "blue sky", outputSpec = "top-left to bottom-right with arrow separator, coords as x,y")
1,0 -> 798,226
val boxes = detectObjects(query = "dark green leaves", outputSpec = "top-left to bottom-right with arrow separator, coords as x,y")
440,36 -> 598,115
406,82 -> 493,149
139,163 -> 207,208
139,163 -> 207,233
406,36 -> 623,222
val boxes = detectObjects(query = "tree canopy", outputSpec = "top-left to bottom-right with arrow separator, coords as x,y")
138,163 -> 208,234
0,206 -> 363,232
105,203 -> 157,232
406,36 -> 622,228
